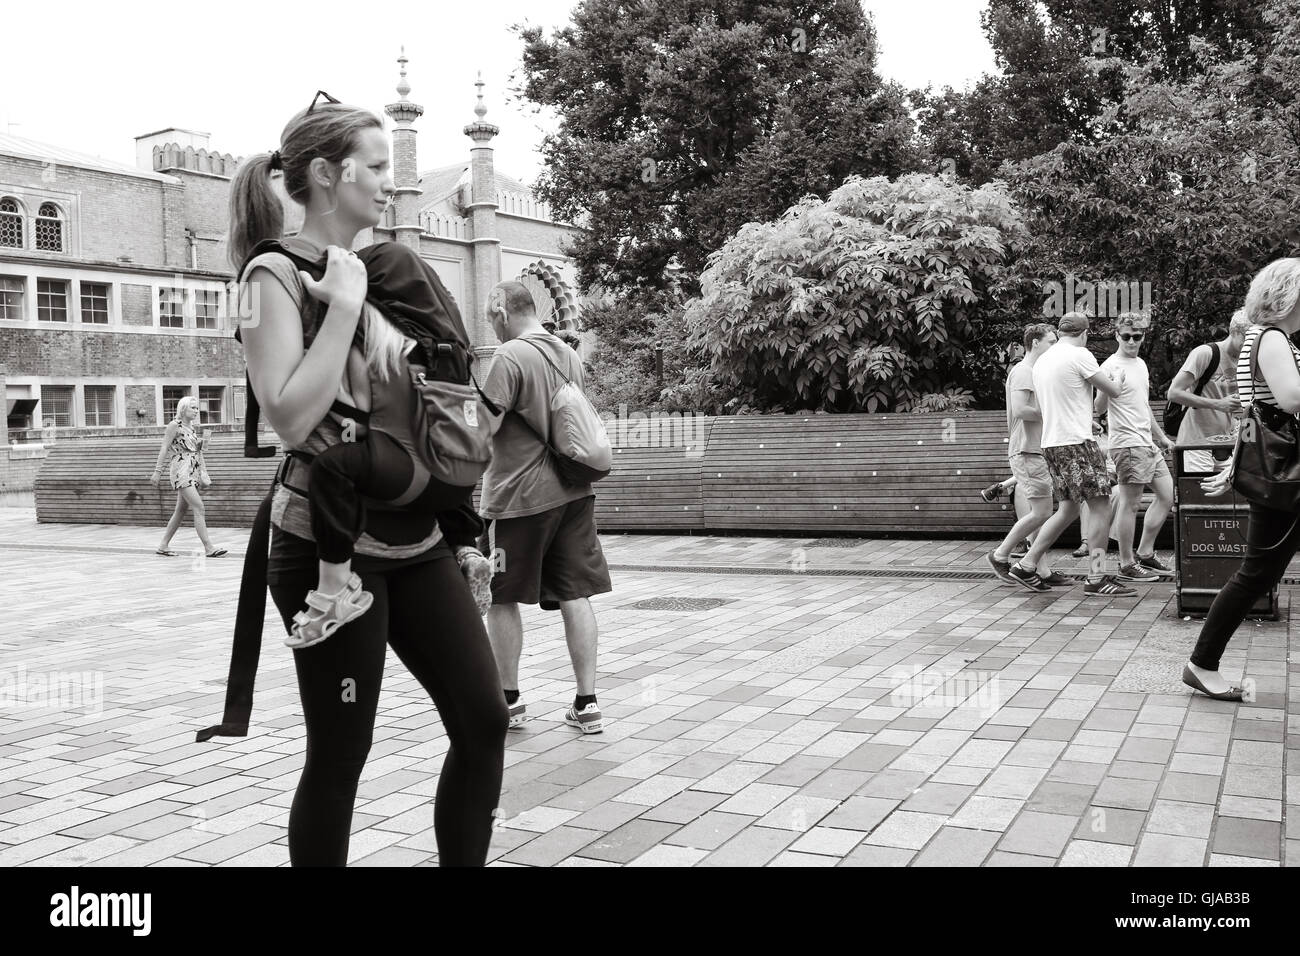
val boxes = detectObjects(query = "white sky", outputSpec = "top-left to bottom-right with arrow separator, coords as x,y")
0,0 -> 994,187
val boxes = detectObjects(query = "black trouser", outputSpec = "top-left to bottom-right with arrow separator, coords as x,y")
268,552 -> 507,866
308,431 -> 445,564
1192,501 -> 1300,670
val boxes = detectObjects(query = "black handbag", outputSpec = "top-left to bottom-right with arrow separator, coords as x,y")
1231,327 -> 1300,511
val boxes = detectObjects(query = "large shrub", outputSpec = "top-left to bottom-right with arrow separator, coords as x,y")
681,173 -> 1027,413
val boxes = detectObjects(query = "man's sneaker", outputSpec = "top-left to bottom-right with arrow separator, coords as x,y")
1072,540 -> 1090,558
1039,571 -> 1074,587
1010,539 -> 1032,559
507,699 -> 528,729
1136,553 -> 1175,578
987,549 -> 1015,584
1117,562 -> 1160,583
1083,575 -> 1137,597
564,703 -> 603,734
1008,563 -> 1050,593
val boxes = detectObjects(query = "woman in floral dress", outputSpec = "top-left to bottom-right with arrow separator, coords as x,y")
150,396 -> 227,557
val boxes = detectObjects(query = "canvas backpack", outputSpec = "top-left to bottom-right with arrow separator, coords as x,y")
511,336 -> 613,486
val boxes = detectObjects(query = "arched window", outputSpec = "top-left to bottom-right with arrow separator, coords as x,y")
0,198 -> 22,248
35,202 -> 64,252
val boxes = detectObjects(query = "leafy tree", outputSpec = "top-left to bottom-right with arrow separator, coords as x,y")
994,0 -> 1300,391
513,0 -> 919,298
681,173 -> 1027,413
913,0 -> 1273,184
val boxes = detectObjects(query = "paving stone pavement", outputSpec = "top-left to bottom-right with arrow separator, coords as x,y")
0,508 -> 1295,867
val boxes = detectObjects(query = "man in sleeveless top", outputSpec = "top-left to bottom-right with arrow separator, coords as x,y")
1168,313 -> 1248,474
478,281 -> 612,734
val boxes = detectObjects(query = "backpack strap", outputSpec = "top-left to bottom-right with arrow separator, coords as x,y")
519,335 -> 578,386
196,478 -> 275,741
1192,342 -> 1221,396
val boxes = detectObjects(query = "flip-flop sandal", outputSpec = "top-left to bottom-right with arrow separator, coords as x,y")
206,548 -> 229,557
286,574 -> 373,650
156,548 -> 177,556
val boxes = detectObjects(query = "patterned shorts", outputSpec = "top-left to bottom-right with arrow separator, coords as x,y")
1042,441 -> 1113,503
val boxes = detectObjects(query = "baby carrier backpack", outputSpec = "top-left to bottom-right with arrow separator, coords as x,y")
237,238 -> 491,507
198,239 -> 489,742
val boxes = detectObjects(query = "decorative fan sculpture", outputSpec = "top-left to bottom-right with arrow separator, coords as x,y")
517,261 -> 579,331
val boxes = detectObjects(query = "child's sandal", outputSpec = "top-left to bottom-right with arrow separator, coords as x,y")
286,573 -> 373,650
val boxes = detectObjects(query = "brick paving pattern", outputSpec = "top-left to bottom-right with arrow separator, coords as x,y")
0,510 -> 1295,867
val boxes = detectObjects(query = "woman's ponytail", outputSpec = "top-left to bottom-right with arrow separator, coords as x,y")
226,153 -> 284,272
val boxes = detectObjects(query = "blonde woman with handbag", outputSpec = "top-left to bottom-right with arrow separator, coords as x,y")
150,395 -> 227,557
1190,258 -> 1300,700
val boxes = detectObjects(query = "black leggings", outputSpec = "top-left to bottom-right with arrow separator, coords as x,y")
269,552 -> 507,866
309,431 -> 452,564
1192,501 -> 1300,670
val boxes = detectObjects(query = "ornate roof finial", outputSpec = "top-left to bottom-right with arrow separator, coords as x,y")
396,46 -> 410,100
474,71 -> 488,120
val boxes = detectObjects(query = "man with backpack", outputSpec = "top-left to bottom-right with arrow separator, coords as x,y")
1166,313 -> 1249,474
478,281 -> 613,735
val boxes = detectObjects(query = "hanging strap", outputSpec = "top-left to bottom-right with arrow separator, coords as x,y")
196,479 -> 274,741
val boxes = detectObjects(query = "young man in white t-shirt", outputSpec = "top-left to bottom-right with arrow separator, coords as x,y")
1009,313 -> 1134,596
988,323 -> 1070,585
1096,313 -> 1176,582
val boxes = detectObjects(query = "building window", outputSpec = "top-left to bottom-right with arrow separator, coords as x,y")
34,202 -> 64,252
0,198 -> 22,248
37,278 -> 69,322
159,287 -> 185,328
194,288 -> 220,330
0,275 -> 23,320
80,282 -> 110,323
199,386 -> 224,424
84,385 -> 116,426
41,385 -> 74,427
162,385 -> 191,423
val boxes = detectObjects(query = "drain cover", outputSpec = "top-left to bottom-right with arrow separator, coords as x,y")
805,538 -> 865,548
624,597 -> 735,611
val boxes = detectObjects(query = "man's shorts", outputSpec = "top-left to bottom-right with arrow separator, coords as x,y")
479,495 -> 612,607
1009,452 -> 1053,499
1042,440 -> 1114,503
1111,445 -> 1172,486
1182,449 -> 1229,476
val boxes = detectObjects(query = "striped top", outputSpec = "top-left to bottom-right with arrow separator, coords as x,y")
1237,325 -> 1300,410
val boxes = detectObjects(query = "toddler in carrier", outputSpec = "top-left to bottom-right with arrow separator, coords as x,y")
287,342 -> 492,649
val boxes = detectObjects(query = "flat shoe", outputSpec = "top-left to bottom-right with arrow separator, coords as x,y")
156,548 -> 177,556
206,548 -> 228,557
1181,665 -> 1244,702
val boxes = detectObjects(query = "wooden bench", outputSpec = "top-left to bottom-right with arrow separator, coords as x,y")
35,433 -> 284,529
34,410 -> 1176,546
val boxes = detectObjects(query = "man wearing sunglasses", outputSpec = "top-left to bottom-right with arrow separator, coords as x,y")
1096,313 -> 1177,582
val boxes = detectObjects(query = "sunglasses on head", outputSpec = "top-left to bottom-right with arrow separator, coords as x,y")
1118,332 -> 1145,342
307,90 -> 341,113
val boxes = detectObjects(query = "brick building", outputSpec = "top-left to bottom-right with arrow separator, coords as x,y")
0,54 -> 589,437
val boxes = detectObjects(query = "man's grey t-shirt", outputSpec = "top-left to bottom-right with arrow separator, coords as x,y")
479,331 -> 594,520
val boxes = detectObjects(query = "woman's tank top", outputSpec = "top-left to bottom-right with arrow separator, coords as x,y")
1237,325 -> 1300,410
238,241 -> 445,571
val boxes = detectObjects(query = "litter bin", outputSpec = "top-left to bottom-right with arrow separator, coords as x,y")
1173,438 -> 1277,619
